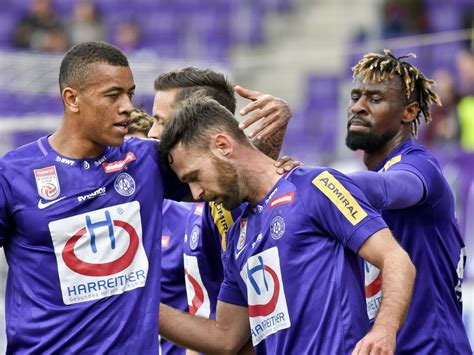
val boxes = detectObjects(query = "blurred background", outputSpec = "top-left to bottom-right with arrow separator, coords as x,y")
0,0 -> 472,350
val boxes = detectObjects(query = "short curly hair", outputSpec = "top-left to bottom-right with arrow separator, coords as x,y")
129,108 -> 153,135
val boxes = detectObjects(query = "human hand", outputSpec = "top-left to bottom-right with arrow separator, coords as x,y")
351,326 -> 396,355
274,156 -> 303,175
236,85 -> 292,140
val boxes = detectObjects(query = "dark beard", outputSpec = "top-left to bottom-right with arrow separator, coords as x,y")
211,155 -> 241,211
345,131 -> 387,153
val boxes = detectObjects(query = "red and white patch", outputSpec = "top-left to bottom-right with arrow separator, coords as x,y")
269,192 -> 295,209
237,218 -> 248,251
161,235 -> 170,248
102,152 -> 136,173
365,261 -> 382,320
34,166 -> 61,200
194,203 -> 204,216
184,255 -> 211,318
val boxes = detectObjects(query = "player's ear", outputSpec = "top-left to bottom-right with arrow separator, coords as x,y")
62,87 -> 80,113
213,134 -> 232,157
402,101 -> 419,124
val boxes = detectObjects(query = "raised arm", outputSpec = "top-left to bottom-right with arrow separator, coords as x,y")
236,85 -> 291,160
353,228 -> 416,354
159,301 -> 251,355
348,170 -> 424,210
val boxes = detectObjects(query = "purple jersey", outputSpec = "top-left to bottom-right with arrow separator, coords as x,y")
218,166 -> 387,354
160,200 -> 193,355
0,136 -> 188,353
183,202 -> 245,319
364,140 -> 471,354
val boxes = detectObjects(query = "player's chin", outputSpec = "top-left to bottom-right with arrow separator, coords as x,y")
106,134 -> 126,147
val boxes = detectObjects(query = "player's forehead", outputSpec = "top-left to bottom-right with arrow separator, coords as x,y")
152,88 -> 181,121
170,143 -> 204,177
82,62 -> 135,93
352,73 -> 401,95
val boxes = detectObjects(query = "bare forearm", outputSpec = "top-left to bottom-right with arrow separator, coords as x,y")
160,304 -> 229,354
160,303 -> 250,355
251,123 -> 288,160
373,249 -> 416,332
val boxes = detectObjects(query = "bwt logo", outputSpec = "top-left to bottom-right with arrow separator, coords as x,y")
62,211 -> 138,277
247,256 -> 280,317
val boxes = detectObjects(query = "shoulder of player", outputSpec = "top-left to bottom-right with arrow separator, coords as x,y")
122,136 -> 159,154
287,165 -> 348,187
163,200 -> 193,218
0,139 -> 49,177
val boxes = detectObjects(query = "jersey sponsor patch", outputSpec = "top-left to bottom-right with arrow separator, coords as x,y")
34,166 -> 61,200
382,155 -> 402,171
49,201 -> 149,305
184,254 -> 211,318
210,202 -> 234,252
240,247 -> 291,346
364,261 -> 382,320
312,171 -> 368,225
161,235 -> 170,248
194,203 -> 204,216
269,192 -> 295,209
102,152 -> 136,173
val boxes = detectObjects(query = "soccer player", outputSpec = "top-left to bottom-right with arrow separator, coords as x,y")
127,108 -> 191,355
157,96 -> 416,354
0,41 -> 190,353
149,67 -> 293,323
345,50 -> 472,354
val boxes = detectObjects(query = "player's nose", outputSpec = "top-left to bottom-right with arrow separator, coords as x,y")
189,183 -> 204,201
148,122 -> 162,140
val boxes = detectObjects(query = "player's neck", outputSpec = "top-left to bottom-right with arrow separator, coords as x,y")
49,124 -> 106,159
363,133 -> 412,170
241,148 -> 281,205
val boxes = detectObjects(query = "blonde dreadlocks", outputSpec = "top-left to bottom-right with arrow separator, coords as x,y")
352,49 -> 441,136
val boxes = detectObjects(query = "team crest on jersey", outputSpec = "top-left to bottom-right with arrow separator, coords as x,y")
184,255 -> 211,317
49,201 -> 149,305
34,166 -> 61,200
270,192 -> 295,209
364,261 -> 382,320
190,225 -> 200,250
240,247 -> 291,346
103,152 -> 136,173
237,218 -> 248,250
114,172 -> 136,196
270,216 -> 285,240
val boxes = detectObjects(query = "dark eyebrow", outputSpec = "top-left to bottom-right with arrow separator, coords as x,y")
180,170 -> 197,183
102,85 -> 136,94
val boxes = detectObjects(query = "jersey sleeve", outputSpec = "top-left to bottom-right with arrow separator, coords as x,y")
305,168 -> 388,253
382,153 -> 445,206
217,224 -> 247,307
348,170 -> 424,210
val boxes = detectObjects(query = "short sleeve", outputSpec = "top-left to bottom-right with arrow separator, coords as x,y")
217,235 -> 247,307
305,168 -> 387,253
